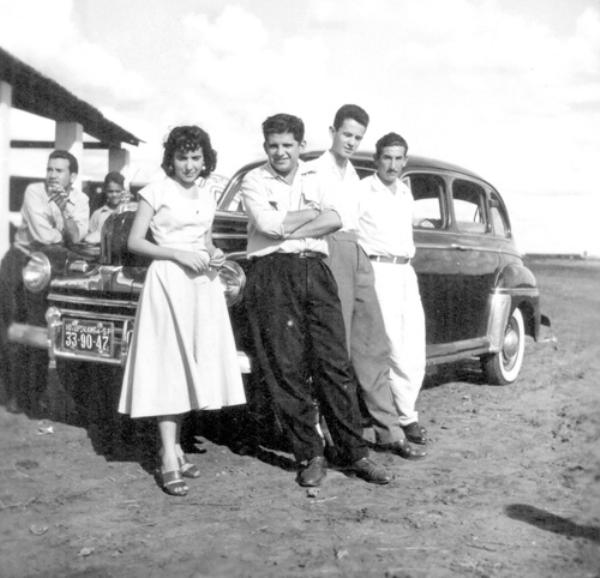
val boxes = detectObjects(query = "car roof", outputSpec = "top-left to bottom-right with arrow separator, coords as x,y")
228,149 -> 489,185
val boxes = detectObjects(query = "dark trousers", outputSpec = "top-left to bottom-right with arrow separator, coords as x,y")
245,252 -> 368,464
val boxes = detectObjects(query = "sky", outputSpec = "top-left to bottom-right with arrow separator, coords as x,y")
1,0 -> 599,255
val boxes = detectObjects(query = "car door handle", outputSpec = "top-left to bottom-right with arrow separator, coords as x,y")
450,244 -> 469,251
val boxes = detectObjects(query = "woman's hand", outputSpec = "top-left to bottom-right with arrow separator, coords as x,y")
173,250 -> 210,273
209,248 -> 226,269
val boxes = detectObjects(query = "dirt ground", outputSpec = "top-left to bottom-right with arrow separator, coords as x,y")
0,258 -> 599,578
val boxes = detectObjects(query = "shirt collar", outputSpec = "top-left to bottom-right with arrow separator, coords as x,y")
372,173 -> 406,195
261,159 -> 310,184
325,149 -> 345,173
98,204 -> 116,213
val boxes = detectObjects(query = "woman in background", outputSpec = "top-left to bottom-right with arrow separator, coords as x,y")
119,125 -> 245,496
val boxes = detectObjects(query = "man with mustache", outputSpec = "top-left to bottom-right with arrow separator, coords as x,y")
356,132 -> 428,447
15,150 -> 89,247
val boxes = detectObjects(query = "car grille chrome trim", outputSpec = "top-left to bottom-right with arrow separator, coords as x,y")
48,293 -> 138,309
50,307 -> 134,322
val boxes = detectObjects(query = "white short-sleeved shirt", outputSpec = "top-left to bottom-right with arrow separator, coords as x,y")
241,161 -> 335,258
305,151 -> 361,232
139,177 -> 216,252
357,174 -> 416,259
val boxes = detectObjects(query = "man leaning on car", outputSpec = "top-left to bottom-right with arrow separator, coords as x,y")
1,150 -> 88,413
241,112 -> 393,488
306,104 -> 425,460
14,150 -> 89,249
357,132 -> 428,446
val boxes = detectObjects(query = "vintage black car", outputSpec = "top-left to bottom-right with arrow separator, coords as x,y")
1,151 -> 548,418
218,150 -> 549,385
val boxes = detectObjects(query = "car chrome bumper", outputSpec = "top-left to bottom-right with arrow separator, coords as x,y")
7,320 -> 252,373
7,322 -> 49,349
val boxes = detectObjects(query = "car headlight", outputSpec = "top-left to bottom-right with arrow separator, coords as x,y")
22,252 -> 52,293
218,260 -> 246,306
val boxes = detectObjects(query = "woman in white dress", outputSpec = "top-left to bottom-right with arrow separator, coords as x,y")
119,125 -> 245,496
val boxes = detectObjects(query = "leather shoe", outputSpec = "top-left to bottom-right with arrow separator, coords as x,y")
231,438 -> 258,456
297,456 -> 327,487
402,422 -> 427,445
349,457 -> 394,485
382,439 -> 427,460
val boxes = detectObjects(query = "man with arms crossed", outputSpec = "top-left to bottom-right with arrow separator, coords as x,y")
241,113 -> 393,487
307,105 -> 425,459
357,132 -> 427,446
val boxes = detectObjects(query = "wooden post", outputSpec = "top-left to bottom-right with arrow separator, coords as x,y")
55,121 -> 83,188
0,80 -> 12,259
108,146 -> 130,173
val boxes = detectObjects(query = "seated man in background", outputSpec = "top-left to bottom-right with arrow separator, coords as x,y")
14,149 -> 89,248
3,149 -> 87,414
84,171 -> 126,244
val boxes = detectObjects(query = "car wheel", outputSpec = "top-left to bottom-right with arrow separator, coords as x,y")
481,307 -> 525,385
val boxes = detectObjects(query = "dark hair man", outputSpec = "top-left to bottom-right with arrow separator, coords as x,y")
357,132 -> 427,445
306,105 -> 425,459
241,113 -> 393,487
14,149 -> 89,247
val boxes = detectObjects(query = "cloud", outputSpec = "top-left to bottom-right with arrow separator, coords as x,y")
0,0 -> 152,109
183,5 -> 268,54
2,0 -> 599,253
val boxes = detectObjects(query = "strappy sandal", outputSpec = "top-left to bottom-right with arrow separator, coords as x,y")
157,469 -> 189,496
178,456 -> 201,479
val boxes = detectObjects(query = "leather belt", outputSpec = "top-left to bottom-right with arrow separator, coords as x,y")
296,250 -> 325,259
271,251 -> 325,259
369,255 -> 410,264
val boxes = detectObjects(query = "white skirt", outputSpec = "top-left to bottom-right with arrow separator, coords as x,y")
118,260 -> 245,418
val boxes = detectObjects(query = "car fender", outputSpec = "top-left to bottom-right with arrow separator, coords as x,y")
488,263 -> 541,344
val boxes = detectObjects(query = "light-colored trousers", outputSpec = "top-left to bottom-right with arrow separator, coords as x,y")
371,261 -> 426,426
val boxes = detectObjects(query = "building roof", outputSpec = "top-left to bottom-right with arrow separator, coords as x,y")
0,46 -> 142,147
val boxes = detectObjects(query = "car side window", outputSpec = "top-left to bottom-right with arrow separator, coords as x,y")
218,176 -> 246,212
452,179 -> 488,234
489,193 -> 510,237
408,174 -> 446,229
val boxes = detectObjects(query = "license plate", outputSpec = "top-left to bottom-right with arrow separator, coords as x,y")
62,318 -> 114,358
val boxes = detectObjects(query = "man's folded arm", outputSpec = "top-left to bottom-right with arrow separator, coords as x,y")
286,209 -> 342,239
21,188 -> 63,244
241,175 -> 318,238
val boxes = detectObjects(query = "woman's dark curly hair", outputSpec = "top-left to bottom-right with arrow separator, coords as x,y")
161,125 -> 217,178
